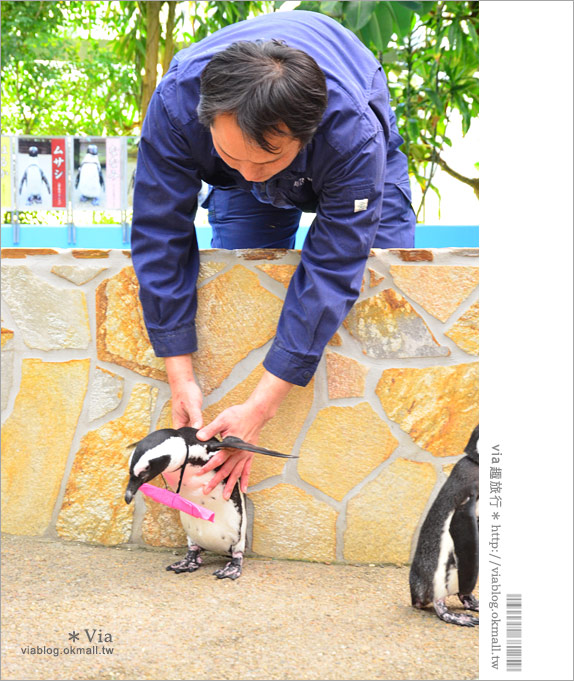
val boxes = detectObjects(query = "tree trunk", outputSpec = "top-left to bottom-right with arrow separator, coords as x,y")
162,1 -> 177,76
140,1 -> 162,125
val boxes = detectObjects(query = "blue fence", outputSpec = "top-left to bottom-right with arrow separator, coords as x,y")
1,224 -> 478,250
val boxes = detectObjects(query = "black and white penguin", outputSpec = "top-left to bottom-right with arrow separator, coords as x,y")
75,144 -> 105,205
409,425 -> 479,626
124,427 -> 294,580
18,146 -> 51,206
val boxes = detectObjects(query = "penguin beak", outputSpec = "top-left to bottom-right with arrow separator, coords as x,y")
125,476 -> 144,504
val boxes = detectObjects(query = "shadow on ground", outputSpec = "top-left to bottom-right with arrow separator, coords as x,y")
1,534 -> 478,680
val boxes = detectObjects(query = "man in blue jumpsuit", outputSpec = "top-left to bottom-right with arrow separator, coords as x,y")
131,10 -> 415,499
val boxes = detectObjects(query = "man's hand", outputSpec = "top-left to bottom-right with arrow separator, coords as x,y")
196,370 -> 293,499
165,355 -> 203,429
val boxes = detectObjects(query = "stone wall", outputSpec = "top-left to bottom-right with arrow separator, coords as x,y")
1,247 -> 478,565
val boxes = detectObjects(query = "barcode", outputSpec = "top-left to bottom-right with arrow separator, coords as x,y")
506,593 -> 522,672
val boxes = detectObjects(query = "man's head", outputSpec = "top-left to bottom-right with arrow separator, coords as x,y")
198,39 -> 327,182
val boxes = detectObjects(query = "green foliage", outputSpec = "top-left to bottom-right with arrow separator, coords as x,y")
1,1 -> 140,135
1,1 -> 274,136
2,0 -> 478,216
294,1 -> 479,212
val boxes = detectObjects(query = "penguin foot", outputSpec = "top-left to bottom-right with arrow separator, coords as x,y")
433,599 -> 479,627
166,548 -> 203,574
459,593 -> 479,611
213,554 -> 243,580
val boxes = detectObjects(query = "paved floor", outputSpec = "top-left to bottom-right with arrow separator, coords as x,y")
1,534 -> 478,680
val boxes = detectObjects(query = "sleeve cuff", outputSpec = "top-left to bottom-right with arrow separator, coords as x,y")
263,339 -> 320,387
147,323 -> 198,358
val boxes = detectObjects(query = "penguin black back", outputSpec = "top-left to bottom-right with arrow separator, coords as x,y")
409,425 -> 479,626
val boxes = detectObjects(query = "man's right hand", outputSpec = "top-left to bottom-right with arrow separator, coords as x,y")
165,355 -> 203,429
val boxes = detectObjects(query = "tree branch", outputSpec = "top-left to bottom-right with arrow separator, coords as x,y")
434,154 -> 479,198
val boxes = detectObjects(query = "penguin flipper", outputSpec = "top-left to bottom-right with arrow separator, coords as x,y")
211,436 -> 296,459
449,495 -> 479,595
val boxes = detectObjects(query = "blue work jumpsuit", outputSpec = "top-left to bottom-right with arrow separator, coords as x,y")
131,10 -> 415,387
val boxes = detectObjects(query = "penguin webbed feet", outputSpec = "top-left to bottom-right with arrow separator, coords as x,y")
213,552 -> 243,581
166,546 -> 203,574
459,592 -> 479,611
433,599 -> 479,627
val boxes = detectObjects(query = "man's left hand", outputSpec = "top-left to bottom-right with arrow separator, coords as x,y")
195,402 -> 265,499
195,369 -> 294,500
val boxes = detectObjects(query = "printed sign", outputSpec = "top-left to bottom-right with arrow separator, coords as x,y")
16,138 -> 54,210
73,137 -> 107,209
105,137 -> 123,209
1,136 -> 12,209
50,138 -> 66,208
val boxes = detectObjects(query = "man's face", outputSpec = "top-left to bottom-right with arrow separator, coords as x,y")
210,113 -> 301,183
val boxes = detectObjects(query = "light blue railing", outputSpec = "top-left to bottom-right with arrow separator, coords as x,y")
1,223 -> 478,249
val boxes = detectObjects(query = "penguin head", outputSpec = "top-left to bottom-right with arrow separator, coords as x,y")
124,429 -> 188,504
465,425 -> 479,463
28,146 -> 39,157
87,144 -> 99,156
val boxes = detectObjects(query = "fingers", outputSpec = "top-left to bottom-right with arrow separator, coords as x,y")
196,416 -> 223,442
200,451 -> 253,500
241,456 -> 253,493
223,458 -> 246,500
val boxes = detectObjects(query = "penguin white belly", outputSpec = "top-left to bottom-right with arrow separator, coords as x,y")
24,165 -> 44,197
433,511 -> 459,599
163,468 -> 242,555
78,163 -> 101,197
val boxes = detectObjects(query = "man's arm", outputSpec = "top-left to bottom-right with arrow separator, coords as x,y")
131,80 -> 203,359
198,133 -> 387,497
131,76 -> 205,428
264,132 -> 387,385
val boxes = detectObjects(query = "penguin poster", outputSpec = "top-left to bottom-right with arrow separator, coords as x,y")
73,138 -> 107,209
16,138 -> 57,210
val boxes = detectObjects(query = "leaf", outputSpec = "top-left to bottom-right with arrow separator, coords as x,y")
370,2 -> 394,50
319,1 -> 343,17
389,2 -> 414,39
344,2 -> 375,31
395,0 -> 423,12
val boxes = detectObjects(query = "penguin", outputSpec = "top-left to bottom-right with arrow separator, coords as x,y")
124,427 -> 295,580
409,425 -> 479,626
18,146 -> 51,206
75,144 -> 105,205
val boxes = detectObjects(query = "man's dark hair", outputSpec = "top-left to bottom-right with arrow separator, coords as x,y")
198,39 -> 328,153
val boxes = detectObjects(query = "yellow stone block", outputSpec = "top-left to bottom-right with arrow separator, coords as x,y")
446,300 -> 479,355
197,261 -> 227,285
141,478 -> 188,547
250,484 -> 337,562
255,263 -> 297,289
56,384 -> 158,545
96,266 -> 166,381
326,351 -> 368,399
390,265 -> 479,322
298,403 -> 398,501
344,458 -> 436,565
1,359 -> 90,535
193,265 -> 283,395
376,363 -> 479,456
1,327 -> 14,348
343,288 -> 448,358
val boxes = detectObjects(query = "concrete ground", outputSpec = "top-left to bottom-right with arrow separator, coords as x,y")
1,534 -> 478,681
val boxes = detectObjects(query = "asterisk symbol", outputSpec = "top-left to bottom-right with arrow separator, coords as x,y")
492,512 -> 500,520
68,631 -> 80,642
